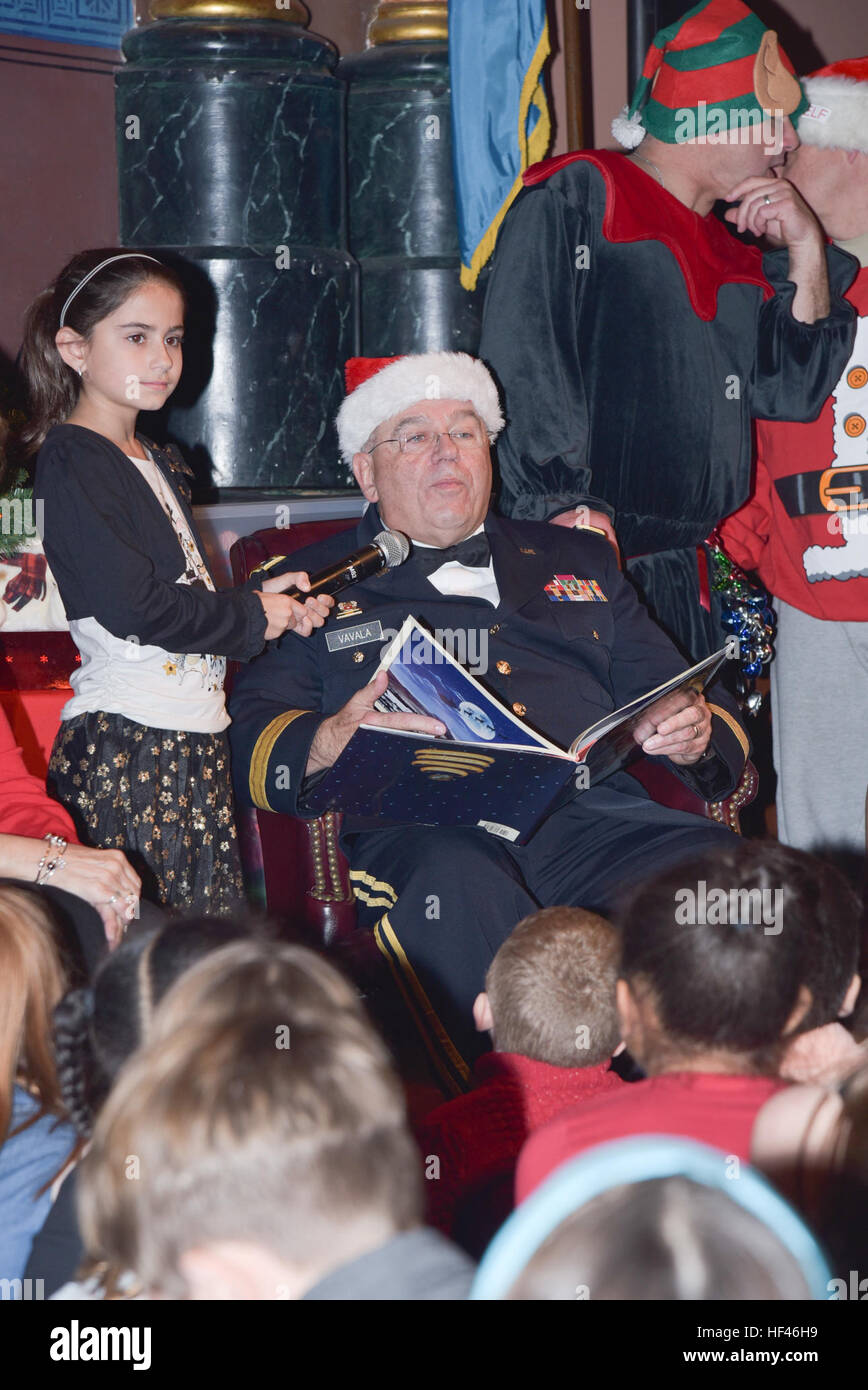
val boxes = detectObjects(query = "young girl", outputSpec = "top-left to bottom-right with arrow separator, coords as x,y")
24,249 -> 331,914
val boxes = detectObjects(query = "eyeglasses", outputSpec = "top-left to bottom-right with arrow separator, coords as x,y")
368,423 -> 491,457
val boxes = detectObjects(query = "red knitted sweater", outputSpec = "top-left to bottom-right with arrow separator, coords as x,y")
416,1052 -> 624,1249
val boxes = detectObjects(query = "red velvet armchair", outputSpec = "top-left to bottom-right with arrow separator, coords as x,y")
230,522 -> 757,944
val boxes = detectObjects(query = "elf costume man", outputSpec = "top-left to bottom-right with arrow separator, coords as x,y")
479,0 -> 857,662
720,60 -> 868,855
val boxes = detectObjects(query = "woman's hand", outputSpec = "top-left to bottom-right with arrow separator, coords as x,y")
55,844 -> 141,947
0,834 -> 141,948
257,574 -> 334,640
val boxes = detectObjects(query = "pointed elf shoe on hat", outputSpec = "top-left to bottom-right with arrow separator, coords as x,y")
611,0 -> 807,149
797,58 -> 868,153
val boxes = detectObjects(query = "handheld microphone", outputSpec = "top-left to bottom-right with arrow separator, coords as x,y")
277,529 -> 410,601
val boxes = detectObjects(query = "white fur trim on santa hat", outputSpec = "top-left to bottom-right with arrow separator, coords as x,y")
799,74 -> 868,153
611,106 -> 646,149
335,352 -> 505,464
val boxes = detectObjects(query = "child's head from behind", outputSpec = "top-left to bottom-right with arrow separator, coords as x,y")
475,906 -> 621,1068
53,914 -> 257,1140
505,1176 -> 814,1301
617,842 -> 859,1074
21,249 -> 186,451
78,939 -> 422,1299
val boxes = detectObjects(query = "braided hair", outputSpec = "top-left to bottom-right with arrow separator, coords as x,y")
53,915 -> 265,1139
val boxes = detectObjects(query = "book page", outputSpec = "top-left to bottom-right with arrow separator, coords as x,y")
569,647 -> 731,768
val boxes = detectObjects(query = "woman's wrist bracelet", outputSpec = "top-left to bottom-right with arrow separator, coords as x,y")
35,833 -> 68,887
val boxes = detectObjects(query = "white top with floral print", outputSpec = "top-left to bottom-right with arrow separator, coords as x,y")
61,451 -> 229,733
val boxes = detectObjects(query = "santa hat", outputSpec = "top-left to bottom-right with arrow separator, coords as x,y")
797,59 -> 868,153
612,0 -> 806,149
336,353 -> 505,465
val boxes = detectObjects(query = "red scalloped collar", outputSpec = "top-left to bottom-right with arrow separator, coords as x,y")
523,150 -> 773,321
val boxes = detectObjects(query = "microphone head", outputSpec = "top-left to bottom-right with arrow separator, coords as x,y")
374,529 -> 410,568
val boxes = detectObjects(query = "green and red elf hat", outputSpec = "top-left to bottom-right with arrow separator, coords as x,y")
611,0 -> 807,148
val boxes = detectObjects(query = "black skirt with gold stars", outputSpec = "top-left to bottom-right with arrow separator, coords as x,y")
47,711 -> 245,915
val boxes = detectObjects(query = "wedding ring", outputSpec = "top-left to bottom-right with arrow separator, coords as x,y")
692,724 -> 700,738
108,893 -> 119,905
763,194 -> 772,205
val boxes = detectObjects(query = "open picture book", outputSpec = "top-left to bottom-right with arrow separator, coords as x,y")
305,617 -> 730,843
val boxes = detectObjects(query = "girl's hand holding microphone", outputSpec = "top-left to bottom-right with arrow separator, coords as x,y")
257,571 -> 334,638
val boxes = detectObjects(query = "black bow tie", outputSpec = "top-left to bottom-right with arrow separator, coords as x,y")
412,534 -> 492,574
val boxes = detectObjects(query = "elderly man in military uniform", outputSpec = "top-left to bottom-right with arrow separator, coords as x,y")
229,353 -> 749,1092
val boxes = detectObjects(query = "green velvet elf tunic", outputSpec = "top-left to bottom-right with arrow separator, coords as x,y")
479,151 -> 858,660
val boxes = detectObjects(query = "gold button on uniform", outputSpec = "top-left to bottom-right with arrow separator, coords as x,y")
496,660 -> 511,675
352,650 -> 365,663
512,702 -> 526,717
592,630 -> 599,640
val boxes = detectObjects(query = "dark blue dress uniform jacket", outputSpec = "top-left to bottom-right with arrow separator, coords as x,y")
228,506 -> 750,824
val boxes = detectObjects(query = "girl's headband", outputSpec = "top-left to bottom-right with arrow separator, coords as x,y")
58,253 -> 162,329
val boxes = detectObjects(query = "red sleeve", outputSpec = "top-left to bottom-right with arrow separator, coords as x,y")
0,710 -> 79,843
514,1123 -> 563,1204
515,1103 -> 620,1202
717,437 -> 775,574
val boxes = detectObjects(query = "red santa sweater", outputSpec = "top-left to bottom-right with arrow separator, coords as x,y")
416,1051 -> 624,1251
720,259 -> 868,620
0,705 -> 77,842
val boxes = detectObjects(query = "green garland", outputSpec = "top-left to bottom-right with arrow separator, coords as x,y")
0,472 -> 36,559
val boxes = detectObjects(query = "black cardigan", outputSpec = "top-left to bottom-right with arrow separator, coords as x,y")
35,424 -> 266,662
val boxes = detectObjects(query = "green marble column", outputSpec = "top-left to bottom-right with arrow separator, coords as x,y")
115,1 -> 358,494
340,0 -> 483,357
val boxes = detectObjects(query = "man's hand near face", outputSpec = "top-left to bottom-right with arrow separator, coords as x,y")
632,689 -> 713,766
724,173 -> 830,322
305,671 -> 447,777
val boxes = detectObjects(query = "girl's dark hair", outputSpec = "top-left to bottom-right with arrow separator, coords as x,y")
53,915 -> 264,1140
19,248 -> 186,454
619,841 -> 861,1069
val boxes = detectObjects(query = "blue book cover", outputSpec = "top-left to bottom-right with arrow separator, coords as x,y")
306,619 -> 729,842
